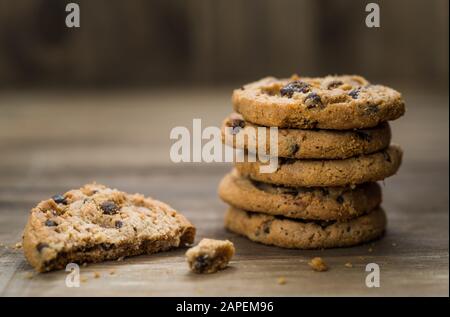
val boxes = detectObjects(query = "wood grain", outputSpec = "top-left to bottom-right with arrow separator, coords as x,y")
0,0 -> 448,88
0,90 -> 448,296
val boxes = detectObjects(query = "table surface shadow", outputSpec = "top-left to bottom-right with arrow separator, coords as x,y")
0,89 -> 448,296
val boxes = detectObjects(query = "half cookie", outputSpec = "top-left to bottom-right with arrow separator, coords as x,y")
23,183 -> 196,272
222,113 -> 391,159
225,207 -> 386,249
218,170 -> 381,220
233,75 -> 405,130
235,145 -> 402,187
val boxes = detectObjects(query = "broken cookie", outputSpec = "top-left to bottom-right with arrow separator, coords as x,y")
23,183 -> 196,272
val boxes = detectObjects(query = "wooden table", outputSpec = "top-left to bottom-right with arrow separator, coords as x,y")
0,89 -> 448,296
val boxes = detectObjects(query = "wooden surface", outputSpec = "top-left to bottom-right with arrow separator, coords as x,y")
0,89 -> 448,296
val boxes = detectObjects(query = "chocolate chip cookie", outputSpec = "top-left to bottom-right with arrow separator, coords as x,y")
225,206 -> 386,249
222,113 -> 391,159
235,145 -> 402,187
23,183 -> 196,272
218,170 -> 381,220
232,75 -> 405,130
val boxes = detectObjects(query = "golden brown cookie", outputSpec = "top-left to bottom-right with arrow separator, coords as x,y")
232,75 -> 405,130
224,206 -> 386,249
23,183 -> 196,272
222,113 -> 391,159
218,170 -> 381,220
235,145 -> 402,187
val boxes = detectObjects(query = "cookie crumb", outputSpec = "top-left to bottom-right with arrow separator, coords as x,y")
80,275 -> 88,283
109,269 -> 116,275
368,247 -> 373,252
13,242 -> 22,250
308,257 -> 328,272
195,288 -> 204,295
345,262 -> 353,268
392,242 -> 397,247
82,262 -> 88,267
117,256 -> 125,262
277,276 -> 287,285
23,272 -> 34,279
186,239 -> 235,274
93,272 -> 101,279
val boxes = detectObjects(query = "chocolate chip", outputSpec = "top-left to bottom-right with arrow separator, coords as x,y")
262,220 -> 272,234
336,195 -> 344,204
280,81 -> 310,98
100,201 -> 119,215
52,194 -> 67,205
45,220 -> 58,227
193,255 -> 210,273
355,131 -> 372,142
36,243 -> 49,252
115,220 -> 123,229
383,151 -> 392,162
228,117 -> 245,135
289,143 -> 300,155
304,93 -> 323,109
327,80 -> 343,89
349,88 -> 360,99
229,118 -> 245,129
365,104 -> 379,114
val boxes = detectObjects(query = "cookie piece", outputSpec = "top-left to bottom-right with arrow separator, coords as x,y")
233,75 -> 405,130
218,170 -> 381,220
235,145 -> 402,187
309,257 -> 328,272
222,113 -> 391,159
224,207 -> 386,249
186,238 -> 235,274
23,183 -> 196,272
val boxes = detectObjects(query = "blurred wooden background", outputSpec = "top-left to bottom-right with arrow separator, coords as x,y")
0,0 -> 448,90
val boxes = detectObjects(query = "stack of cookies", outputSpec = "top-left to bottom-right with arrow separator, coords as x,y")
218,75 -> 405,249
